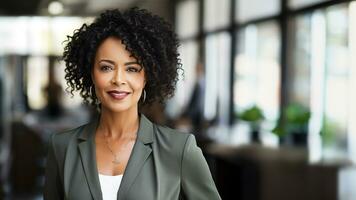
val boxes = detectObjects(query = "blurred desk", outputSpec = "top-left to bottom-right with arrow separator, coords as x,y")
204,143 -> 342,200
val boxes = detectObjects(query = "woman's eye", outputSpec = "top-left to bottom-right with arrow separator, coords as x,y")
100,65 -> 112,72
127,67 -> 139,72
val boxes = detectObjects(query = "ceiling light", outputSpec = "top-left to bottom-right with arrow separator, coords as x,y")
48,1 -> 64,15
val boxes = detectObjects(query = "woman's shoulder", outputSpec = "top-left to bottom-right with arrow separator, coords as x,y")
152,124 -> 203,167
153,124 -> 196,149
155,124 -> 191,139
50,122 -> 88,147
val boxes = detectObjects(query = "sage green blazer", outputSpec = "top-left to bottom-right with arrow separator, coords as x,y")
44,114 -> 221,200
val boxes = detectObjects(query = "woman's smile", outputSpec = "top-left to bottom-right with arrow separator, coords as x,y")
107,90 -> 131,100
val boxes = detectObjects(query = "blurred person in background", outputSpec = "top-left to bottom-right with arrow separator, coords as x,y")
44,8 -> 221,200
180,61 -> 206,134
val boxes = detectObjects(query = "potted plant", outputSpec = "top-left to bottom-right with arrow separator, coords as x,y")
238,105 -> 265,143
272,103 -> 311,146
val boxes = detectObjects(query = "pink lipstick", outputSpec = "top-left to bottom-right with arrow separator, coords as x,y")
107,90 -> 130,100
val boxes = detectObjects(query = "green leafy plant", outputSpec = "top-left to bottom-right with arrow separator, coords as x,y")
238,105 -> 265,131
272,103 -> 311,137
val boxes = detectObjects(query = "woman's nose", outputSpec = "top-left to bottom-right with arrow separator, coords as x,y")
112,67 -> 126,84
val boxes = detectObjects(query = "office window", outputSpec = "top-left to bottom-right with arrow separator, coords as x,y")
50,17 -> 94,56
26,56 -> 49,110
205,32 -> 231,124
323,4 -> 350,161
348,1 -> 356,165
234,21 -> 281,130
0,17 -> 29,55
27,17 -> 51,56
203,0 -> 231,31
289,3 -> 356,163
288,14 -> 312,107
0,17 -> 93,56
176,0 -> 199,38
289,0 -> 328,10
289,11 -> 324,161
236,0 -> 280,23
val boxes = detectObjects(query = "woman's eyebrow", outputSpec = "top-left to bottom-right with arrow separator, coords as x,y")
99,59 -> 115,65
124,61 -> 140,66
98,60 -> 141,68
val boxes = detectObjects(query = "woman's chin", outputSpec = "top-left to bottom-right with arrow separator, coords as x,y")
101,103 -> 136,113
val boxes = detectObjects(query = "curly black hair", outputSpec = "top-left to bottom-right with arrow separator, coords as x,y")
62,7 -> 182,107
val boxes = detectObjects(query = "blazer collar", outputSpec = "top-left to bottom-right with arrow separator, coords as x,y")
77,113 -> 154,200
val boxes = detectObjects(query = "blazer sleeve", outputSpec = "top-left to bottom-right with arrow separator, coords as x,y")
44,134 -> 64,200
180,134 -> 221,200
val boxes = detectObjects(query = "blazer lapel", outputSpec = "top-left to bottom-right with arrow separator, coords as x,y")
117,114 -> 154,200
78,116 -> 103,200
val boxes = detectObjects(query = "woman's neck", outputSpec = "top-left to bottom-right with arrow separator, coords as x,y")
97,108 -> 140,140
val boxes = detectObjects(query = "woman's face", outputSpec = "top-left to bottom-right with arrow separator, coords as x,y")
92,37 -> 146,113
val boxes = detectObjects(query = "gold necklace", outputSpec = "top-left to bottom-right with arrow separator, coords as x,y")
104,136 -> 121,165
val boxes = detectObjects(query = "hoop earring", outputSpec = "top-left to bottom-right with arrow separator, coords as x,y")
142,89 -> 146,103
95,98 -> 101,112
91,86 -> 101,111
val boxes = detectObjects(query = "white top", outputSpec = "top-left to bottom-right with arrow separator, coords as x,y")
98,173 -> 123,200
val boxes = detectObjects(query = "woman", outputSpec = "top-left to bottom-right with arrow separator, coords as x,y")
44,8 -> 221,200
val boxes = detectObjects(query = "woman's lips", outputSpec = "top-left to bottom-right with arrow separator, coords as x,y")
107,91 -> 130,100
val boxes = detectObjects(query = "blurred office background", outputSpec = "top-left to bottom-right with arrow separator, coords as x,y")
1,0 -> 356,199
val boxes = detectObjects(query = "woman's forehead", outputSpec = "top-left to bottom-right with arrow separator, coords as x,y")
95,37 -> 137,62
